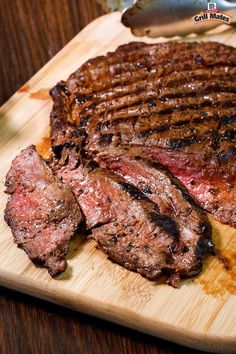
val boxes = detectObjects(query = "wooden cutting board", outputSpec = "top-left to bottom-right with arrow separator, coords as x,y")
0,12 -> 235,353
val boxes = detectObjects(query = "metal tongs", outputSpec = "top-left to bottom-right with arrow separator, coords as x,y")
121,0 -> 236,37
100,0 -> 236,37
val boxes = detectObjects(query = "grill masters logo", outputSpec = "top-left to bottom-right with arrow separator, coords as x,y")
193,1 -> 232,25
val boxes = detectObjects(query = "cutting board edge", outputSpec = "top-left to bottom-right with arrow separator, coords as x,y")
0,270 -> 235,354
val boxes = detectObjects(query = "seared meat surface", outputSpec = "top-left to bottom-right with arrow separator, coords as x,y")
50,41 -> 236,226
49,146 -> 212,286
50,83 -> 86,150
51,150 -> 182,285
4,145 -> 82,276
97,147 -> 213,277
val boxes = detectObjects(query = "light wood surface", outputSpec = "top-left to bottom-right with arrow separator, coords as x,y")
0,12 -> 235,353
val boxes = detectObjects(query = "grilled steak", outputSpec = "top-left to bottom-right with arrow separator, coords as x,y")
4,145 -> 82,276
96,148 -> 213,276
48,145 -> 213,286
137,145 -> 236,227
50,41 -> 236,226
50,148 -> 192,286
178,174 -> 236,227
97,146 -> 213,277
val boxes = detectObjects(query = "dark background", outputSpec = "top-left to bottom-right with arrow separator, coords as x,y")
0,1 -> 211,353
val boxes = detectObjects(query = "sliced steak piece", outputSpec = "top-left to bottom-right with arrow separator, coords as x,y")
49,41 -> 236,226
139,146 -> 236,227
96,147 -> 213,277
180,175 -> 236,228
4,145 -> 82,276
51,150 -> 184,286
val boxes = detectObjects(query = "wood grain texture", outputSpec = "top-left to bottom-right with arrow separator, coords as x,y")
0,0 -> 103,106
0,8 -> 236,354
2,287 -> 203,354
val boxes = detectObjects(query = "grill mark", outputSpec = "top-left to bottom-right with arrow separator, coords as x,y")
69,41 -> 236,98
124,41 -> 234,61
73,93 -> 91,105
117,181 -> 149,201
80,81 -> 236,121
106,42 -> 194,60
169,135 -> 199,150
76,74 -> 236,117
153,97 -> 234,117
108,125 -> 234,155
87,160 -> 100,170
148,212 -> 179,242
108,46 -> 191,70
139,127 -> 208,149
99,107 -> 235,137
137,118 -> 213,139
210,131 -> 221,150
192,117 -> 210,124
71,53 -> 236,105
98,133 -> 113,147
219,147 -> 236,162
106,44 -> 235,77
138,124 -> 173,138
168,129 -> 236,151
195,237 -> 213,265
159,85 -> 236,101
87,67 -> 236,104
71,74 -> 235,127
104,62 -> 236,97
136,111 -> 236,139
172,120 -> 190,128
220,129 -> 236,141
91,110 -> 236,154
221,115 -> 236,125
79,114 -> 91,127
95,95 -> 236,139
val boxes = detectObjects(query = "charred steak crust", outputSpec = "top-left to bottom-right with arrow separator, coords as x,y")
96,147 -> 213,277
4,145 -> 82,276
49,83 -> 87,155
49,41 -> 236,227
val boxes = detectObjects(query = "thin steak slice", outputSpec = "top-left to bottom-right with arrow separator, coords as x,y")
179,174 -> 236,227
137,145 -> 236,227
49,41 -> 236,226
50,147 -> 210,286
96,146 -> 213,277
4,145 -> 82,276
